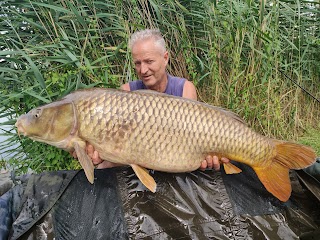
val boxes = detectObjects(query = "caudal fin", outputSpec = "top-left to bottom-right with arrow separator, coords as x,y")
272,141 -> 316,169
253,141 -> 316,202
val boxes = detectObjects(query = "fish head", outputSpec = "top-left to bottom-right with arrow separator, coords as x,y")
15,101 -> 76,146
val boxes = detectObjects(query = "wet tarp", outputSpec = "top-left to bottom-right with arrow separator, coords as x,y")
1,162 -> 320,240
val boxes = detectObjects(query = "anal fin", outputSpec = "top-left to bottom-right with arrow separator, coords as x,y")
207,152 -> 242,174
223,162 -> 242,174
131,164 -> 156,192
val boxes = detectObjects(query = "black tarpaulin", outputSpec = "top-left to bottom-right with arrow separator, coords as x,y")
117,166 -> 320,239
1,164 -> 320,240
2,170 -> 127,240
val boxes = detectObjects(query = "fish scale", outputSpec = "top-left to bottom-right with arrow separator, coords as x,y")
15,88 -> 316,201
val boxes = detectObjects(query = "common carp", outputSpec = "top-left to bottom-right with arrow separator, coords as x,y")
15,88 -> 316,202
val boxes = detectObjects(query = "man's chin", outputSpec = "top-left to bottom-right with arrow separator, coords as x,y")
142,78 -> 155,87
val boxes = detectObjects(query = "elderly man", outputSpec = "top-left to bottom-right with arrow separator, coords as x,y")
80,29 -> 230,171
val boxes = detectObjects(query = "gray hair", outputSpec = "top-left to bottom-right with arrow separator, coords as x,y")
129,29 -> 166,53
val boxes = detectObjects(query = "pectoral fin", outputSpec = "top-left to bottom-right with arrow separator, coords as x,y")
130,164 -> 156,192
223,162 -> 242,174
74,141 -> 95,184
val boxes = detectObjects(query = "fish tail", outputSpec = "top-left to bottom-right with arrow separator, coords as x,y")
252,140 -> 316,202
273,141 -> 316,169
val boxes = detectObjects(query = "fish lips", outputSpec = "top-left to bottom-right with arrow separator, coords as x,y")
15,117 -> 28,137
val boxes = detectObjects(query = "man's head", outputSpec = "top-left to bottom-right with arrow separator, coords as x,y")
129,29 -> 169,91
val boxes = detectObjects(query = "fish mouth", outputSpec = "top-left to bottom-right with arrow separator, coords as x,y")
15,121 -> 41,142
15,120 -> 27,137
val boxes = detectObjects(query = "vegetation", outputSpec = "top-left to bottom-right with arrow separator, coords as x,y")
0,0 -> 319,174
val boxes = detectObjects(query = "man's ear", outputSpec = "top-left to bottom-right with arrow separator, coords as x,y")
164,51 -> 169,64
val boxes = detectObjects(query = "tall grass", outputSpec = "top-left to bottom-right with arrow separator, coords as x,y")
0,0 -> 319,173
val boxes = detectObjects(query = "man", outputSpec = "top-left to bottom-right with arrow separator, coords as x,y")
78,29 -> 230,170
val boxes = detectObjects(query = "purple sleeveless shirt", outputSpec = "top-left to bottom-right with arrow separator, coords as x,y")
129,74 -> 186,97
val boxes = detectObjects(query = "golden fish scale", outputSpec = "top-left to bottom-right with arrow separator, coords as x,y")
74,90 -> 272,172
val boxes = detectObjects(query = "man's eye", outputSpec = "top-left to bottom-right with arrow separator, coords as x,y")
146,60 -> 153,64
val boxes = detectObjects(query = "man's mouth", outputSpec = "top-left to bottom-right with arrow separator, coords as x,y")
142,75 -> 152,80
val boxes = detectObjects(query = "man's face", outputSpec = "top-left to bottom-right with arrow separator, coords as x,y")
132,38 -> 168,90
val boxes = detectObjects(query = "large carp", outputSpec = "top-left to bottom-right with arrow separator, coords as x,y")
15,88 -> 316,202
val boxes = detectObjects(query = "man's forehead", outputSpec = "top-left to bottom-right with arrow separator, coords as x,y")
132,39 -> 164,54
132,48 -> 164,61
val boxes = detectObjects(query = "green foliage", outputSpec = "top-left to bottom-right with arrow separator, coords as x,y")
298,126 -> 320,156
0,159 -> 6,169
0,0 -> 319,174
9,141 -> 81,175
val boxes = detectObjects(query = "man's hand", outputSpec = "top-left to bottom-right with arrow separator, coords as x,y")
70,143 -> 121,169
200,155 -> 230,171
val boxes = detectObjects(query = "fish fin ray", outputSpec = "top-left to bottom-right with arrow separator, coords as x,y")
251,141 -> 315,202
273,140 -> 316,169
223,162 -> 242,174
130,164 -> 156,192
253,163 -> 291,202
74,141 -> 95,184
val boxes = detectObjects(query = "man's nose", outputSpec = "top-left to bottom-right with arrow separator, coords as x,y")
140,63 -> 148,74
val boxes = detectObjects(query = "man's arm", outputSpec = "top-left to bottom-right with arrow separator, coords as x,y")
182,80 -> 197,100
121,83 -> 130,91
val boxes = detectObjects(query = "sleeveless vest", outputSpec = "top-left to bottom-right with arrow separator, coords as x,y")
129,74 -> 186,97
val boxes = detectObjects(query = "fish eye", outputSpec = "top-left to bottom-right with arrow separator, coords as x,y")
34,109 -> 42,118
